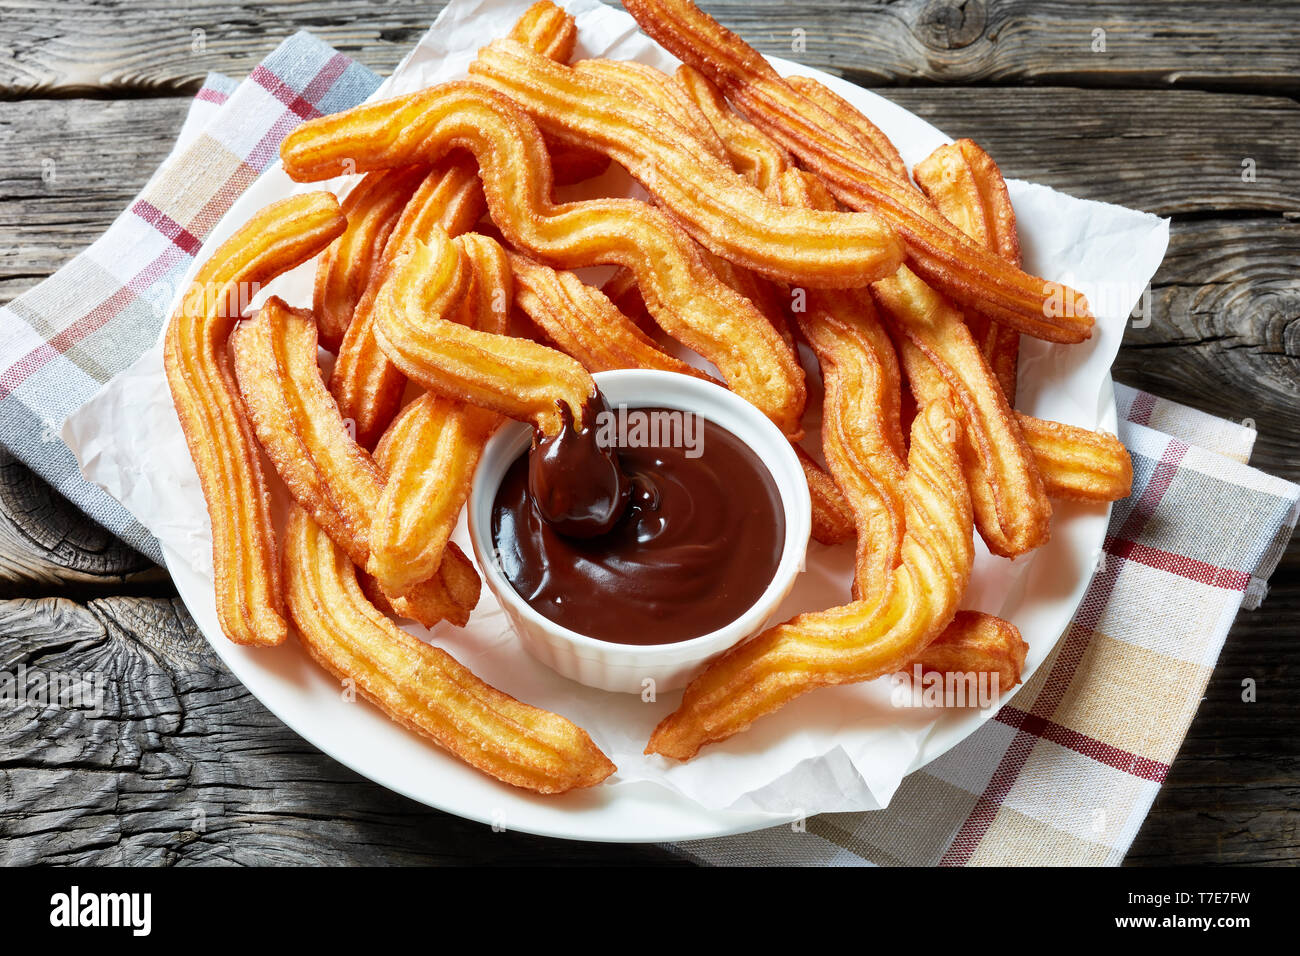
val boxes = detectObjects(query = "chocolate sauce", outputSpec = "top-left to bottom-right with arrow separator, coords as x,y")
493,406 -> 785,645
527,392 -> 632,538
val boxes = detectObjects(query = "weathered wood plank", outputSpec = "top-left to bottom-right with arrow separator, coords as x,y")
1,0 -> 1298,98
1118,217 -> 1300,487
0,595 -> 686,864
0,449 -> 166,598
2,87 -> 1297,308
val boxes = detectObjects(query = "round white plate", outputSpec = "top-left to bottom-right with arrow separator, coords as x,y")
160,55 -> 1115,843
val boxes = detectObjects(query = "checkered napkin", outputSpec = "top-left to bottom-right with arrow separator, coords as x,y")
1,40 -> 1296,865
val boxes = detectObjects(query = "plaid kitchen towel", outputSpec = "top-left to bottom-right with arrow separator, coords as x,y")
0,33 -> 381,563
2,39 -> 1296,866
673,382 -> 1299,865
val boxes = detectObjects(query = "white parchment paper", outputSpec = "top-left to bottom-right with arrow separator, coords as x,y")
64,0 -> 1169,817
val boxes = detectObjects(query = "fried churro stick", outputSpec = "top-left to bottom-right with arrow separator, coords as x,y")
329,6 -> 584,449
331,158 -> 486,450
313,164 -> 427,352
911,611 -> 1028,692
373,228 -> 595,436
230,297 -> 480,628
366,234 -> 509,596
469,38 -> 904,288
675,64 -> 790,194
623,0 -> 1093,341
873,267 -> 1052,557
164,191 -> 345,647
509,0 -> 575,59
1017,416 -> 1133,502
509,253 -> 712,380
795,447 -> 857,545
686,66 -> 1030,690
368,393 -> 497,597
280,81 -> 806,436
510,0 -> 612,185
913,139 -> 1021,401
283,505 -> 616,793
574,58 -> 730,163
647,399 -> 973,759
785,75 -> 910,187
794,288 -> 906,599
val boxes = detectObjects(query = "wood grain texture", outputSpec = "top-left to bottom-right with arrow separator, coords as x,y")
2,1 -> 1298,97
0,449 -> 166,598
0,0 -> 1296,865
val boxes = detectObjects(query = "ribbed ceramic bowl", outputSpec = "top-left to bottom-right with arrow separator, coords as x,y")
468,368 -> 812,693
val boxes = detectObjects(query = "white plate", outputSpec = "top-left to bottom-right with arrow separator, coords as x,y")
156,54 -> 1116,843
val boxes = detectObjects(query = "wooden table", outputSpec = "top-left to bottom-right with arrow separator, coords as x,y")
1,0 -> 1296,865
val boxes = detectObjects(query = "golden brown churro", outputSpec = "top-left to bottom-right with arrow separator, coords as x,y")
647,399 -> 973,759
911,611 -> 1028,692
623,0 -> 1094,341
230,297 -> 480,628
331,158 -> 486,450
372,228 -> 595,436
509,254 -> 712,380
470,38 -> 904,288
785,75 -> 910,187
913,138 -> 1022,401
366,234 -> 510,597
280,81 -> 807,436
164,191 -> 345,647
313,165 -> 426,352
283,505 -> 616,793
873,267 -> 1052,558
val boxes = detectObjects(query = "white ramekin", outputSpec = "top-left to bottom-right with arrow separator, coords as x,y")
468,368 -> 811,694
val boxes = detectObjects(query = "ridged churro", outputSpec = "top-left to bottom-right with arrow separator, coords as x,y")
372,228 -> 595,436
283,505 -> 616,793
366,234 -> 510,596
873,267 -> 1052,558
470,38 -> 904,288
647,399 -> 973,759
164,191 -> 345,647
623,0 -> 1094,341
331,158 -> 486,450
280,81 -> 806,436
313,165 -> 426,352
913,139 -> 1022,401
509,253 -> 712,380
230,296 -> 479,628
912,611 -> 1028,692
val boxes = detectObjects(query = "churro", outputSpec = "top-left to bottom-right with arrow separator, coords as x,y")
623,0 -> 1094,341
164,191 -> 345,647
913,138 -> 1022,401
912,611 -> 1028,692
469,38 -> 904,288
366,234 -> 510,596
331,158 -> 486,450
372,228 -> 595,436
313,165 -> 426,352
647,399 -> 973,759
230,296 -> 479,627
280,81 -> 806,436
283,505 -> 616,793
873,266 -> 1052,557
509,253 -> 712,380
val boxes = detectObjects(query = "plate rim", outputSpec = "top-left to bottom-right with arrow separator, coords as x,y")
157,54 -> 1117,845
